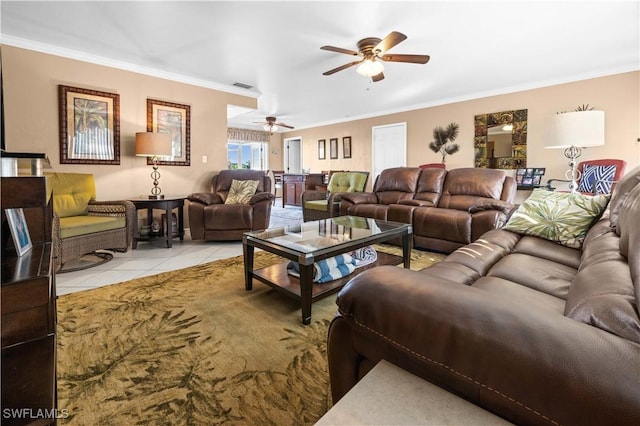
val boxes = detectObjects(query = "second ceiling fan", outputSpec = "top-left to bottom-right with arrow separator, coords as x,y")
254,116 -> 294,133
321,31 -> 430,82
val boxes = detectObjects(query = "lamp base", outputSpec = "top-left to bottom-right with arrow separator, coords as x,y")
563,145 -> 583,194
148,194 -> 165,200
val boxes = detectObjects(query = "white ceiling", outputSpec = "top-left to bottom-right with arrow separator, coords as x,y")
2,1 -> 639,132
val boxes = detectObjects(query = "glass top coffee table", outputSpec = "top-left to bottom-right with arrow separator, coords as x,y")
243,216 -> 412,325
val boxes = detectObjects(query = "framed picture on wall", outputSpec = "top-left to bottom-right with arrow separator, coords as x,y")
329,138 -> 338,159
318,139 -> 326,159
59,85 -> 120,165
147,98 -> 191,166
342,136 -> 352,159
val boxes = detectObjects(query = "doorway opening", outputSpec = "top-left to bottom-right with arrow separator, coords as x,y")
283,137 -> 302,174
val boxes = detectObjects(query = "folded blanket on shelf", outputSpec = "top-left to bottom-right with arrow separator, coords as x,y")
287,253 -> 356,283
351,245 -> 377,268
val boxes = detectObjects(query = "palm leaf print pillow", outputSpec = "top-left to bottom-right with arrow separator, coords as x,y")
504,189 -> 610,248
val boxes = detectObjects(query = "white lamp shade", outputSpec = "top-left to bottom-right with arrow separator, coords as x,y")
356,59 -> 384,77
545,110 -> 605,149
135,132 -> 172,157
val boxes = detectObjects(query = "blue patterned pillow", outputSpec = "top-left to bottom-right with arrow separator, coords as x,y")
578,164 -> 617,194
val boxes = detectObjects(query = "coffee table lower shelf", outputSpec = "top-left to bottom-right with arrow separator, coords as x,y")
250,251 -> 402,307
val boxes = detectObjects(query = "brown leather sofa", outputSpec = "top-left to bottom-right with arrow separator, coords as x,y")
187,170 -> 273,241
339,167 -> 517,253
327,166 -> 640,425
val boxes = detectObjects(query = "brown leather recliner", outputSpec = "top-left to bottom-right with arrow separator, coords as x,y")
187,170 -> 273,241
339,167 -> 423,220
328,166 -> 640,425
340,167 -> 516,253
411,167 -> 517,253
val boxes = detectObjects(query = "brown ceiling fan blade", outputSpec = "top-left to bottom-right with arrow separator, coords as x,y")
371,72 -> 385,82
322,60 -> 363,76
276,123 -> 294,129
380,54 -> 430,64
320,45 -> 360,56
374,31 -> 407,54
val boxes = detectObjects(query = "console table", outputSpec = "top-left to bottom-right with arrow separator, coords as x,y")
282,173 -> 323,207
1,176 -> 57,425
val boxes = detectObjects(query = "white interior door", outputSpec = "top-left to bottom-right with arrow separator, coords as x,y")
372,122 -> 407,184
284,137 -> 302,173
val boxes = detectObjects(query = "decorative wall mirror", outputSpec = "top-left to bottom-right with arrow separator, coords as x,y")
474,109 -> 527,169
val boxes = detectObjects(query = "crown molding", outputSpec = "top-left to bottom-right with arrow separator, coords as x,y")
3,34 -> 636,132
291,65 -> 639,131
1,35 -> 260,98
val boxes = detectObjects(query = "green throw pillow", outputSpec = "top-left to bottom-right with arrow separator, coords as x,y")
225,179 -> 259,204
504,189 -> 610,248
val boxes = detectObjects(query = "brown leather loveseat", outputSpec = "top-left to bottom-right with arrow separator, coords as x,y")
339,167 -> 517,253
327,166 -> 640,425
187,170 -> 273,241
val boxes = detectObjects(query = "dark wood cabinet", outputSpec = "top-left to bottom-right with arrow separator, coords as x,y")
282,173 -> 324,207
1,177 -> 57,426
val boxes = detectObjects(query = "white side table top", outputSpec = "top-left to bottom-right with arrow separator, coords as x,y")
316,360 -> 513,425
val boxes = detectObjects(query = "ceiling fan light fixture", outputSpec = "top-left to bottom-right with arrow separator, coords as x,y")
356,58 -> 384,77
264,123 -> 278,132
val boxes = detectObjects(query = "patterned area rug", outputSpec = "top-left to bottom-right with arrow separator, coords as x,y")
269,202 -> 303,228
56,245 -> 445,425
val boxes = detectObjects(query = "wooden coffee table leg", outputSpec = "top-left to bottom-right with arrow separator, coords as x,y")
402,232 -> 412,269
243,239 -> 254,291
299,263 -> 314,325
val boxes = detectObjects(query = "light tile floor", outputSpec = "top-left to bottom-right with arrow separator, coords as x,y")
56,200 -> 302,296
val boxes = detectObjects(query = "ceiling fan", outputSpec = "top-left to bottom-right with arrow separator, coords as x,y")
321,31 -> 430,82
253,116 -> 294,133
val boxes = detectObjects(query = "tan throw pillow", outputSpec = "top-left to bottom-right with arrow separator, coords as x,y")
225,179 -> 259,204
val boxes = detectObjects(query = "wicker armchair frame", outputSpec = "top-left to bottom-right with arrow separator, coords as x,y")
54,200 -> 136,271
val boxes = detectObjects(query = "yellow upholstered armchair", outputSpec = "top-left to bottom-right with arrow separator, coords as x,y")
48,172 -> 135,271
302,171 -> 369,222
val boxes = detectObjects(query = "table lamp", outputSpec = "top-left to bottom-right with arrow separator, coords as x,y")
544,110 -> 605,193
135,132 -> 172,199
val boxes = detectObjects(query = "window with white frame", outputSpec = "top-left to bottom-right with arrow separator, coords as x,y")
227,128 -> 271,170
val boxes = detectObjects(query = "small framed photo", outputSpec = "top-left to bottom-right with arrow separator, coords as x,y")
342,136 -> 352,159
318,139 -> 326,160
6,208 -> 33,256
59,85 -> 120,165
147,98 -> 191,166
516,167 -> 546,187
329,138 -> 338,159
533,168 -> 546,185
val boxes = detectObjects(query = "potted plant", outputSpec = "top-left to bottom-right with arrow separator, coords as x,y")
429,122 -> 460,164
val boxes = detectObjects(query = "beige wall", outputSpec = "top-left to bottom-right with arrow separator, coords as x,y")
282,71 -> 640,189
2,45 -> 257,201
3,44 -> 638,201
267,133 -> 284,171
